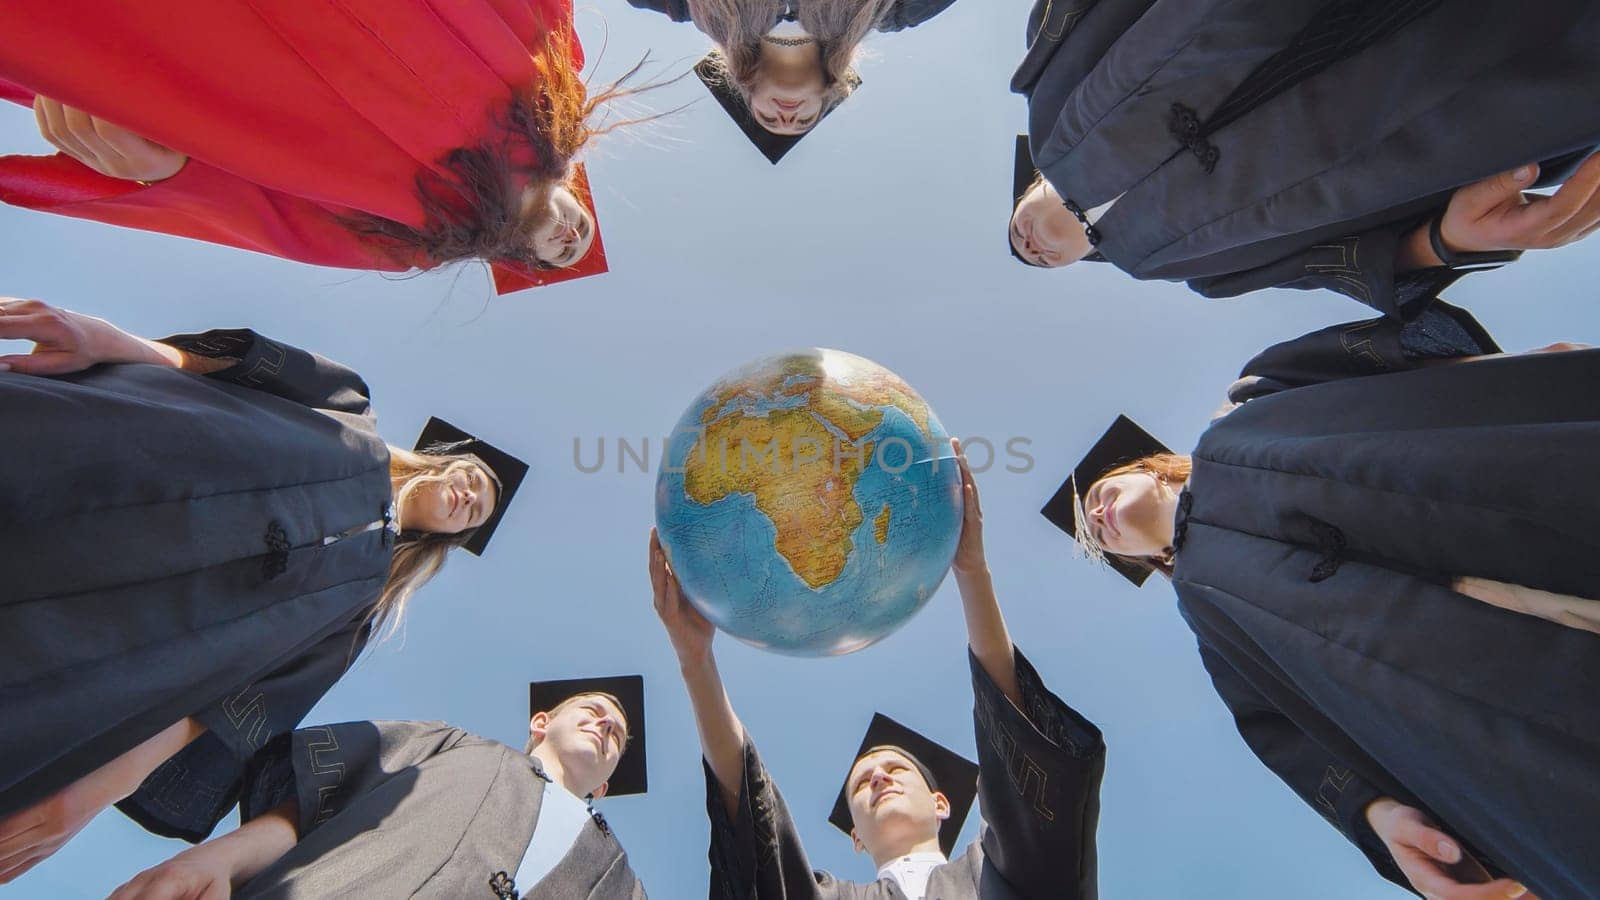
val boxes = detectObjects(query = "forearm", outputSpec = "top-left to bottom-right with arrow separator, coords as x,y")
955,567 -> 1021,708
1395,222 -> 1446,272
679,653 -> 745,817
215,799 -> 298,887
97,717 -> 208,804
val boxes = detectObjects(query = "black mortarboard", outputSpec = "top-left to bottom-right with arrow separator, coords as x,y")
693,53 -> 858,165
529,674 -> 648,797
413,417 -> 529,556
1041,415 -> 1173,587
1011,135 -> 1044,266
827,713 -> 978,857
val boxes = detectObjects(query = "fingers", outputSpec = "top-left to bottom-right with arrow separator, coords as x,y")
951,438 -> 981,520
0,851 -> 46,885
1505,153 -> 1600,246
1453,164 -> 1538,219
34,96 -> 97,165
0,814 -> 46,867
649,529 -> 666,606
0,351 -> 83,376
1397,816 -> 1463,865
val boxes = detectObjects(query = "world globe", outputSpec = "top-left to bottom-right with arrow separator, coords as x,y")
655,349 -> 963,657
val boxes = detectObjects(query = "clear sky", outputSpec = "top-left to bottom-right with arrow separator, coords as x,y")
3,2 -> 1595,897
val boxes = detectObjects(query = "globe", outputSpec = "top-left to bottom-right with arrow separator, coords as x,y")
655,349 -> 963,657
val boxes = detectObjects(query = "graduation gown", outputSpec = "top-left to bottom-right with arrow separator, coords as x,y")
233,720 -> 646,899
704,649 -> 1103,899
1013,0 -> 1600,314
0,0 -> 605,294
1172,311 -> 1600,896
0,329 -> 393,843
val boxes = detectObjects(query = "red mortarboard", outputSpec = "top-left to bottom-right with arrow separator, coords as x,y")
491,163 -> 609,295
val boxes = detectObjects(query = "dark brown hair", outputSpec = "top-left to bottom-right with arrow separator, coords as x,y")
350,29 -> 651,272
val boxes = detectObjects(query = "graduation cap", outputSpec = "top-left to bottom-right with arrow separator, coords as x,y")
827,713 -> 978,857
413,417 -> 529,556
1011,135 -> 1045,266
693,54 -> 859,165
491,164 -> 609,295
1040,415 -> 1172,587
529,674 -> 648,797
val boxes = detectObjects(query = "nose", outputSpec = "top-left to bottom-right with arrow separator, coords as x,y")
870,768 -> 892,789
563,224 -> 579,244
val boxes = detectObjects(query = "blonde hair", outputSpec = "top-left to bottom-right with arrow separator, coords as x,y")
1079,453 -> 1193,580
524,692 -> 630,755
687,0 -> 896,117
365,446 -> 492,642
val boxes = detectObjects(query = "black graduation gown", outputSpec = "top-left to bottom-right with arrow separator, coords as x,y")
625,0 -> 959,32
233,720 -> 646,899
1171,313 -> 1600,896
0,329 -> 393,842
704,648 -> 1103,899
1013,0 -> 1600,315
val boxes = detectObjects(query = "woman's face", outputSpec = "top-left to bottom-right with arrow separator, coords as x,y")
398,463 -> 498,535
1010,179 -> 1092,268
1082,472 -> 1177,560
749,42 -> 826,135
531,185 -> 596,268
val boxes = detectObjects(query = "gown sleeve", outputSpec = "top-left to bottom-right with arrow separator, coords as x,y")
0,152 -> 412,272
877,0 -> 961,31
156,328 -> 377,419
970,646 -> 1105,900
237,720 -> 481,838
623,0 -> 692,21
1185,218 -> 1493,320
1194,643 -> 1415,893
704,738 -> 845,900
115,621 -> 373,842
1221,299 -> 1500,408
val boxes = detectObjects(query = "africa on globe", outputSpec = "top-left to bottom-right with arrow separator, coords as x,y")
654,349 -> 963,656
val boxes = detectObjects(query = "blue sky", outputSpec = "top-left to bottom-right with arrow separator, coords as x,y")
4,2 -> 1595,896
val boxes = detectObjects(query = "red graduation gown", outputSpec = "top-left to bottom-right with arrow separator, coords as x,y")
0,0 -> 607,294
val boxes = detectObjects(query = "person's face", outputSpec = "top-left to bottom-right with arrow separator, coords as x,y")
529,694 -> 628,798
749,43 -> 826,135
1082,472 -> 1177,560
846,749 -> 948,857
397,462 -> 497,535
531,185 -> 596,268
1010,179 -> 1092,268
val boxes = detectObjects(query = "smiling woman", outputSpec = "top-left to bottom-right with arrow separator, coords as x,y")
628,0 -> 959,162
0,0 -> 648,295
0,302 -> 527,883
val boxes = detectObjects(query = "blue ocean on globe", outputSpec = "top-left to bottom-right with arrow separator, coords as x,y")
654,349 -> 963,656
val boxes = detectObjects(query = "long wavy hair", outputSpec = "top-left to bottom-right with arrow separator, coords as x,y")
687,0 -> 895,115
1084,453 -> 1193,580
366,446 -> 497,642
351,27 -> 655,273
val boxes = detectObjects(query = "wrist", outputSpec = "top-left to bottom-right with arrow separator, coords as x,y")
1397,222 -> 1447,271
677,648 -> 716,676
953,564 -> 993,585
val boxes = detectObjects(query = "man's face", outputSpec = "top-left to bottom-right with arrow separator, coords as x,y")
845,748 -> 949,857
529,693 -> 628,798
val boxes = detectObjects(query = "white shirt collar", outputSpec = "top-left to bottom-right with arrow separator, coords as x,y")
877,851 -> 948,900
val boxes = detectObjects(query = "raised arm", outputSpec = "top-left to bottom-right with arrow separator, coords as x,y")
0,719 -> 206,885
0,298 -> 226,376
107,799 -> 299,900
949,439 -> 1021,707
651,529 -> 745,818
